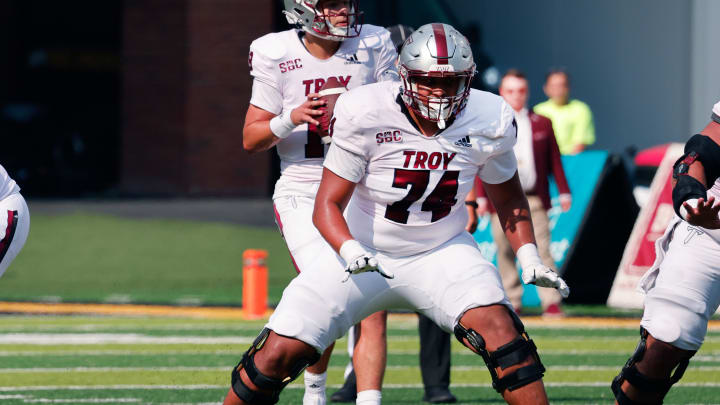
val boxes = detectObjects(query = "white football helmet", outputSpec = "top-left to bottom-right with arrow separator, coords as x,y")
283,0 -> 363,41
398,23 -> 476,129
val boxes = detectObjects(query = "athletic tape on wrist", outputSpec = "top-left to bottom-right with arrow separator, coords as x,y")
516,243 -> 542,270
339,239 -> 365,264
270,110 -> 297,139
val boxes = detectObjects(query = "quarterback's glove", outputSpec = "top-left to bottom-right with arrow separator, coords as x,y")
517,244 -> 570,298
339,239 -> 394,282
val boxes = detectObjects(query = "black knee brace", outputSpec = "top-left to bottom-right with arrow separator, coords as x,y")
230,328 -> 320,404
454,310 -> 545,393
611,327 -> 695,405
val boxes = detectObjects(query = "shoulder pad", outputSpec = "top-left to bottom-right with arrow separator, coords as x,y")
356,24 -> 390,48
250,31 -> 290,61
466,91 -> 515,140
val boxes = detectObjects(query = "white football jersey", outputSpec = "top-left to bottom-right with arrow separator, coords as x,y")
248,25 -> 398,198
324,81 -> 518,257
0,164 -> 19,201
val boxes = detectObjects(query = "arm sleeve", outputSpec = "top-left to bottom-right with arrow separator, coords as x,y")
327,93 -> 366,156
478,120 -> 518,184
374,29 -> 399,82
323,144 -> 367,183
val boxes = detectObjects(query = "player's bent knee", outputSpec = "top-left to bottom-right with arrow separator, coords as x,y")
611,327 -> 695,405
454,309 -> 545,393
230,328 -> 320,404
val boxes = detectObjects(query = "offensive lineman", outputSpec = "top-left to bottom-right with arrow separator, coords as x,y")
611,101 -> 720,404
0,164 -> 30,279
242,1 -> 397,404
225,23 -> 569,405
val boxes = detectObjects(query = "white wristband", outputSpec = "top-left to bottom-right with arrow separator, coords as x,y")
269,110 -> 297,139
339,239 -> 365,264
516,243 -> 542,269
679,198 -> 699,221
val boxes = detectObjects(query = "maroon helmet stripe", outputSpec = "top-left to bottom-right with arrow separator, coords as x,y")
432,23 -> 449,64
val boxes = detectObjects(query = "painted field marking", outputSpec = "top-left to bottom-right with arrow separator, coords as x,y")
1,365 -> 719,373
0,334 -> 253,345
2,302 -> 718,330
2,382 -> 720,392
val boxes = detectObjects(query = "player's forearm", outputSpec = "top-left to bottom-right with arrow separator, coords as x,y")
242,121 -> 280,153
312,199 -> 354,253
672,161 -> 707,189
496,197 -> 537,252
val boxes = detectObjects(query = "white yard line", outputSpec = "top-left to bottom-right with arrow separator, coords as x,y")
2,365 -> 720,373
20,398 -> 141,403
2,332 -> 719,344
2,382 -> 720,392
0,334 -> 252,345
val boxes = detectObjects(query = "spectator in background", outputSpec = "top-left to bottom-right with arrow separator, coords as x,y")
477,69 -> 571,317
331,24 -> 458,404
534,70 -> 595,155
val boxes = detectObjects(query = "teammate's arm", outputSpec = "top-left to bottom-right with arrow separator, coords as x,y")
484,172 -> 570,297
465,183 -> 479,233
242,96 -> 326,153
673,125 -> 720,229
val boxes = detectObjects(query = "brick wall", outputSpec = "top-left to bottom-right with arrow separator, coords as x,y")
121,0 -> 273,196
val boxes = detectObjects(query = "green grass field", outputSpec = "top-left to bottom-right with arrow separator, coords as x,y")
1,314 -> 719,404
0,213 -> 296,306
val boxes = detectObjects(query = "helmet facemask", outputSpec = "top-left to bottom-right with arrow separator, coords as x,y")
310,0 -> 363,40
281,0 -> 362,41
400,67 -> 475,129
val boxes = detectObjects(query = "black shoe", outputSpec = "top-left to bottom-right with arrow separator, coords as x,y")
423,386 -> 457,403
330,370 -> 356,403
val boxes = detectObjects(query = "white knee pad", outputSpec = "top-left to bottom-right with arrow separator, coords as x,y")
641,287 -> 708,351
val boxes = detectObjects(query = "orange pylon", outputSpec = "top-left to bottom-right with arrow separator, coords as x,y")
242,249 -> 268,319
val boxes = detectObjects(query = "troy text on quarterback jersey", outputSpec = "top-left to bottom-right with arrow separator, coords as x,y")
248,25 -> 397,198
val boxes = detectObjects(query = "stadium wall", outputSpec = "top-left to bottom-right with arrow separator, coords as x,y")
121,0 -> 274,196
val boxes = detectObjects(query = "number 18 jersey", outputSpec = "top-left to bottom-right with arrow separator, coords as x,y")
248,25 -> 397,199
324,81 -> 518,257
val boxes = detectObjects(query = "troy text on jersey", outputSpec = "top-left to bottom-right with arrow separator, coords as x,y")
402,151 -> 456,170
303,76 -> 352,96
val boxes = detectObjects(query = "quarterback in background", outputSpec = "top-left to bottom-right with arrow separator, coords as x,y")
241,0 -> 397,404
611,102 -> 720,404
0,164 -> 30,279
224,23 -> 569,405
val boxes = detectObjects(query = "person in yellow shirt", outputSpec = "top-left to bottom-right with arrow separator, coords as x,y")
534,70 -> 595,155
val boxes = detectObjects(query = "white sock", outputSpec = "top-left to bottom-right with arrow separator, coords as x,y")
356,389 -> 381,405
304,370 -> 327,394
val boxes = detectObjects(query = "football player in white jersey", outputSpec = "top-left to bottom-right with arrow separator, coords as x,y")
0,164 -> 30,279
611,102 -> 720,405
242,1 -> 398,404
224,23 -> 569,405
